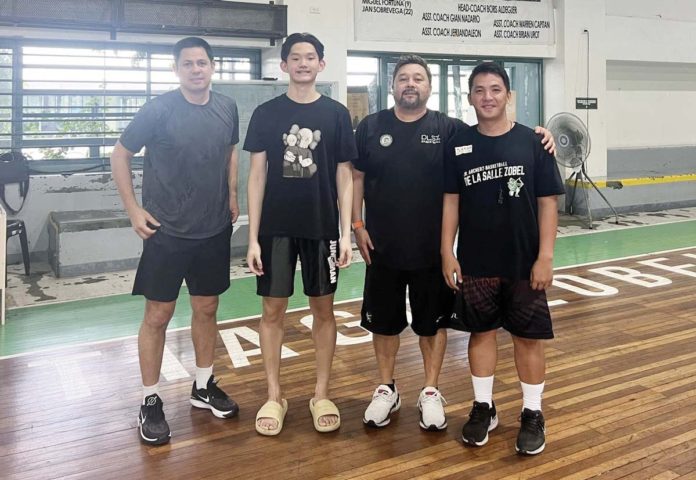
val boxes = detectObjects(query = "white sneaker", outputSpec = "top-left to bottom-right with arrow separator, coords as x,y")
417,386 -> 447,431
363,384 -> 401,428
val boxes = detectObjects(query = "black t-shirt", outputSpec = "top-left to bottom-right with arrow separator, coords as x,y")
119,89 -> 239,239
354,109 -> 466,270
444,123 -> 564,279
244,94 -> 357,239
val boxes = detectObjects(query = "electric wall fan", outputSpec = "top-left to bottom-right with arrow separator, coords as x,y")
546,112 -> 618,228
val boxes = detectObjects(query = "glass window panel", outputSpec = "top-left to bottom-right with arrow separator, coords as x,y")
505,62 -> 541,127
347,74 -> 377,87
347,56 -> 379,73
447,65 -> 475,123
347,56 -> 380,121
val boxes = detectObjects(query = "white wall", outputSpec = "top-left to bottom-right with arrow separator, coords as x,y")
606,0 -> 696,23
606,61 -> 696,148
603,0 -> 696,151
3,173 -> 141,259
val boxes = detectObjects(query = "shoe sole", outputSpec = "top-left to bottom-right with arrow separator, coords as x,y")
190,398 -> 239,419
138,419 -> 171,446
363,396 -> 401,428
515,441 -> 546,455
418,406 -> 448,431
419,420 -> 448,431
461,415 -> 498,447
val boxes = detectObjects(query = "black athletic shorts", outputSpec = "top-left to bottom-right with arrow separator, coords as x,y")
360,261 -> 454,337
445,275 -> 554,339
132,225 -> 232,302
256,236 -> 339,298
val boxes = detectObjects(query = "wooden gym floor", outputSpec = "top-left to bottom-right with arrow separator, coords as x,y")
1,220 -> 696,479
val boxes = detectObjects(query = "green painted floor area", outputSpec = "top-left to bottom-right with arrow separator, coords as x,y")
553,221 -> 696,268
1,220 -> 695,357
0,267 -> 366,357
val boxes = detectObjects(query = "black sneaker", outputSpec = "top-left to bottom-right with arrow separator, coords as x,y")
516,408 -> 546,455
190,375 -> 239,419
138,394 -> 171,445
461,401 -> 498,446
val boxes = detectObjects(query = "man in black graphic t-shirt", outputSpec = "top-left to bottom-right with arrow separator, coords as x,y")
354,55 -> 556,433
244,33 -> 356,436
442,62 -> 564,455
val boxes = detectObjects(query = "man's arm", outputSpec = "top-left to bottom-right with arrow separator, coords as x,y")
351,168 -> 374,265
441,193 -> 462,290
110,141 -> 159,239
246,151 -> 267,276
228,144 -> 239,223
530,195 -> 558,290
336,161 -> 353,268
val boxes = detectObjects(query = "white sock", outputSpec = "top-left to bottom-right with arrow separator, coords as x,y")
471,375 -> 494,407
521,381 -> 545,412
142,383 -> 159,404
196,365 -> 213,390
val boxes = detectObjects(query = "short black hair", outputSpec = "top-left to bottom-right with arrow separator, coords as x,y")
281,32 -> 325,61
468,61 -> 510,92
392,54 -> 432,85
173,37 -> 214,64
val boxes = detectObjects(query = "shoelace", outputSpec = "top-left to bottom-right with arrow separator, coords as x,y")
418,391 -> 447,407
144,399 -> 165,421
372,388 -> 396,403
469,403 -> 492,422
205,378 -> 228,400
519,414 -> 544,433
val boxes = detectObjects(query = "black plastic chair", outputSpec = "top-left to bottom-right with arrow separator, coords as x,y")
6,219 -> 29,275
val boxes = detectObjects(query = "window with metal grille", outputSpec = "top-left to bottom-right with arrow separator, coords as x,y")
0,40 -> 260,173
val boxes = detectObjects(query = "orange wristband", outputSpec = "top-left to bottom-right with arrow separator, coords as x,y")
351,220 -> 364,231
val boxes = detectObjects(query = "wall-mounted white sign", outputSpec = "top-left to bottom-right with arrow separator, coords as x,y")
354,0 -> 554,45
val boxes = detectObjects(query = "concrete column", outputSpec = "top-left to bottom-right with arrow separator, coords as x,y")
545,0 -> 607,179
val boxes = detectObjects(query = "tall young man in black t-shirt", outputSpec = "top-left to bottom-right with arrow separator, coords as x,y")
111,37 -> 240,446
353,56 -> 556,433
442,62 -> 565,455
245,33 -> 356,436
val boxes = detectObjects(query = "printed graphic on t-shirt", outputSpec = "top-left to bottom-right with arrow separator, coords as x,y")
461,160 -> 526,192
507,177 -> 524,197
282,124 -> 322,178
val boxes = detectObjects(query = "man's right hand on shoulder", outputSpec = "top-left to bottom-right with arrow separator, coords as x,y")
354,227 -> 374,265
128,206 -> 160,239
246,242 -> 264,276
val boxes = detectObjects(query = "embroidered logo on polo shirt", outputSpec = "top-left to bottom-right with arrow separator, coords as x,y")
421,134 -> 441,144
455,145 -> 473,155
379,134 -> 393,147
